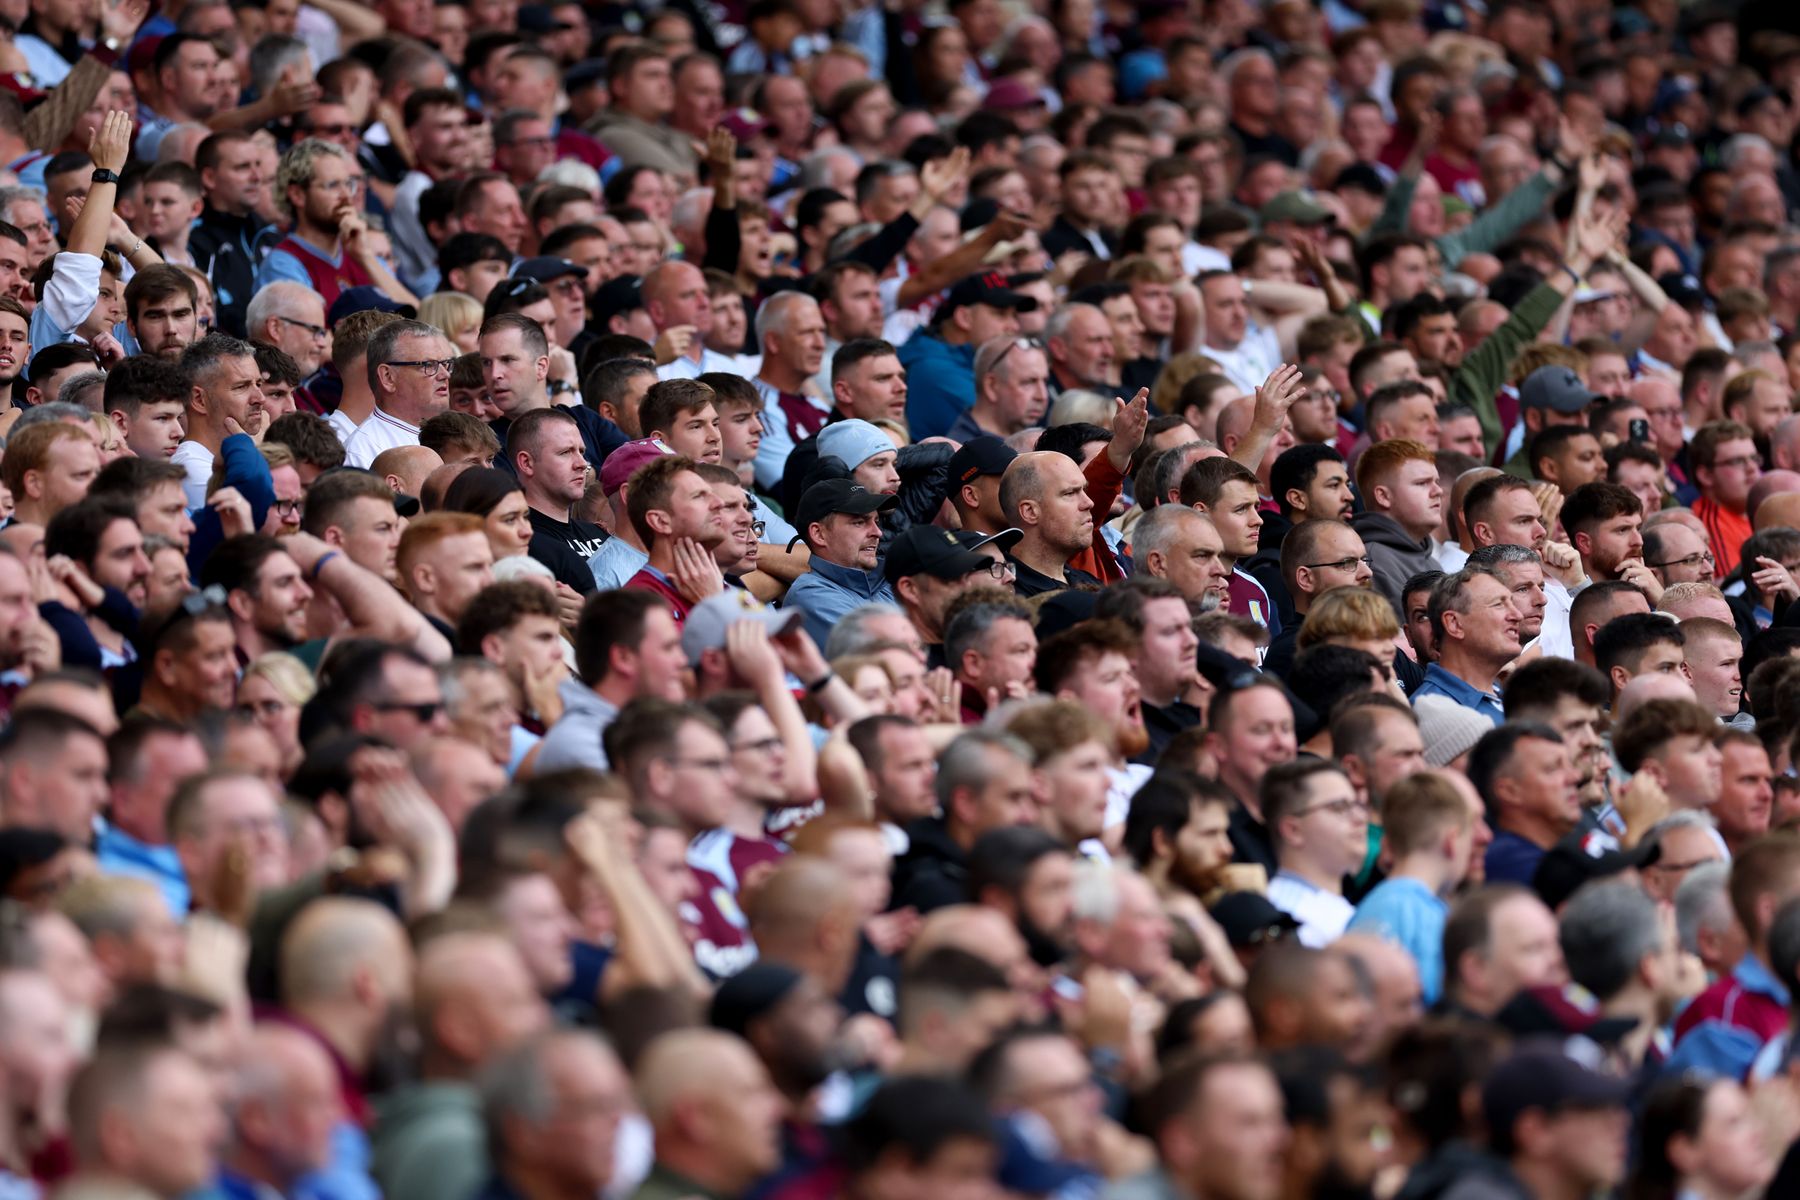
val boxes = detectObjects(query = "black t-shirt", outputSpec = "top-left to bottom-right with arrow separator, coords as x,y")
526,507 -> 609,594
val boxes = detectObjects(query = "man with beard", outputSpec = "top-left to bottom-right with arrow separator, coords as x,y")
1092,580 -> 1201,761
1348,772 -> 1483,1005
1272,1047 -> 1392,1200
1562,482 -> 1659,602
892,729 -> 1037,914
125,267 -> 201,362
257,140 -> 416,314
1034,619 -> 1153,765
707,961 -> 850,1158
1122,772 -> 1235,902
969,827 -> 1077,970
1502,659 -> 1613,819
0,295 -> 26,411
1131,506 -> 1232,608
784,480 -> 899,650
273,897 -> 416,1198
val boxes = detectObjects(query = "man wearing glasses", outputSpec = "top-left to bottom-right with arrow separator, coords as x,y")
883,524 -> 1021,662
1690,417 -> 1763,579
244,281 -> 328,382
343,319 -> 456,469
255,139 -> 417,314
1263,760 -> 1368,949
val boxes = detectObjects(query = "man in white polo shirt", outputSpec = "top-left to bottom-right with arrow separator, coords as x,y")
343,319 -> 457,468
1264,758 -> 1367,948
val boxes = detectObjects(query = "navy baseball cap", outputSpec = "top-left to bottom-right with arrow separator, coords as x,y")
327,286 -> 416,328
948,436 -> 1017,487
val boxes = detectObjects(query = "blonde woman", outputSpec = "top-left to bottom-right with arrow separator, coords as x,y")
418,292 -> 484,353
238,652 -> 315,777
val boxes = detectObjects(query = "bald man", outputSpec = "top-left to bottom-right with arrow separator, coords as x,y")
1334,933 -> 1424,1056
372,446 -> 445,500
744,858 -> 862,997
1001,450 -> 1101,596
1612,671 -> 1699,725
633,1030 -> 785,1200
905,903 -> 1043,1013
1214,393 -> 1296,498
373,930 -> 550,1200
223,1025 -> 343,1197
480,1029 -> 633,1200
277,898 -> 414,1130
1756,491 -> 1800,533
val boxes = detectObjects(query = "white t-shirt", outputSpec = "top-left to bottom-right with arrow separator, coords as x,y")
171,440 -> 215,510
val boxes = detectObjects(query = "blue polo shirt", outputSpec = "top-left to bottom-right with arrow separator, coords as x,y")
1410,662 -> 1505,725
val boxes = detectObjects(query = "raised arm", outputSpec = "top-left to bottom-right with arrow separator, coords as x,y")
283,531 -> 452,660
1230,365 -> 1304,474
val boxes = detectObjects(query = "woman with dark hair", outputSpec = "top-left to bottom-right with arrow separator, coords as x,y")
442,466 -> 533,563
1626,1076 -> 1771,1200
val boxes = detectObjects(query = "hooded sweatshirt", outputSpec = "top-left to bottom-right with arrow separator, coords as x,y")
1352,511 -> 1437,612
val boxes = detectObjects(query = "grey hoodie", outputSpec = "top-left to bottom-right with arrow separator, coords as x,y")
1352,511 -> 1438,612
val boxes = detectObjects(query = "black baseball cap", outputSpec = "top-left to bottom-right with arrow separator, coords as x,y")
327,285 -> 416,328
513,256 -> 586,284
1482,1042 -> 1631,1144
592,274 -> 645,325
1531,827 -> 1660,911
939,271 -> 1040,320
883,526 -> 1021,586
1209,891 -> 1300,948
948,436 -> 1017,486
789,479 -> 896,549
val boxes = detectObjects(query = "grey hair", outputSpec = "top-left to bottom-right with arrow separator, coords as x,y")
943,599 -> 1033,667
59,372 -> 108,414
479,1029 -> 618,1151
797,146 -> 860,191
179,331 -> 257,390
753,290 -> 819,350
1043,302 -> 1100,345
1558,877 -> 1667,1001
1720,133 -> 1775,171
248,34 -> 310,98
537,160 -> 601,194
934,728 -> 1034,810
438,656 -> 505,716
0,185 -> 45,216
1131,504 -> 1209,574
14,401 -> 95,430
669,186 -> 713,236
1466,543 -> 1540,569
1675,861 -> 1733,957
1154,441 -> 1215,504
1069,859 -> 1122,925
973,334 -> 1032,383
156,123 -> 212,165
823,602 -> 910,659
1732,340 -> 1780,368
1048,389 -> 1112,428
1218,46 -> 1275,87
245,281 -> 317,339
365,318 -> 445,394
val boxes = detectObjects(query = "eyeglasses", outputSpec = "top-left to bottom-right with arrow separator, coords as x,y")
386,359 -> 459,378
373,700 -> 443,721
1710,455 -> 1761,472
513,136 -> 556,150
310,176 -> 363,196
966,559 -> 1015,581
1648,550 -> 1715,570
1305,555 -> 1371,572
275,315 -> 328,341
272,497 -> 302,517
303,123 -> 356,138
749,520 -> 767,538
730,736 -> 783,756
179,584 -> 229,616
987,337 -> 1040,373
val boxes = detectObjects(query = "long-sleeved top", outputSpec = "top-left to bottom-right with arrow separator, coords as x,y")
897,330 -> 977,440
186,433 -> 277,577
782,556 -> 895,649
189,205 -> 282,338
1352,511 -> 1437,612
1668,953 -> 1790,1081
1369,167 -> 1556,271
1446,280 -> 1568,460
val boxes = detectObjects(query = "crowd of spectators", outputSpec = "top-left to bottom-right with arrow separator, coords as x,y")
0,0 -> 1799,1198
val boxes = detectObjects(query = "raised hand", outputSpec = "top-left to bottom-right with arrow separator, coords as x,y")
1253,363 -> 1305,425
90,330 -> 125,368
725,619 -> 784,692
99,0 -> 150,45
1752,556 -> 1800,603
209,486 -> 254,539
267,64 -> 323,118
921,145 -> 972,201
89,108 -> 131,174
707,126 -> 736,172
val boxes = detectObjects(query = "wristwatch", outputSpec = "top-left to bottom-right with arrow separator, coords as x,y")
91,168 -> 120,185
548,379 -> 577,397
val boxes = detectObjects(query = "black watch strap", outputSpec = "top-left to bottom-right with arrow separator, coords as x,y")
91,168 -> 120,185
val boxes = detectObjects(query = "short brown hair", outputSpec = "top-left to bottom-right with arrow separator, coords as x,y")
1730,833 -> 1800,943
419,411 -> 502,460
0,422 -> 88,497
1033,618 -> 1137,694
1355,437 -> 1434,497
1381,772 -> 1472,856
456,580 -> 561,657
638,379 -> 717,439
332,309 -> 405,373
625,454 -> 699,545
1004,700 -> 1116,762
1612,697 -> 1722,772
1690,419 -> 1756,472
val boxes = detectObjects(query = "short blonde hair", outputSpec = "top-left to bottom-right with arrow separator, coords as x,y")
1297,586 -> 1402,648
241,651 -> 317,707
1005,698 -> 1116,760
418,291 -> 484,347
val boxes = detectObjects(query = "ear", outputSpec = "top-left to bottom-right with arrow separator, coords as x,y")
533,356 -> 549,384
646,507 -> 675,537
1609,663 -> 1629,694
23,385 -> 42,407
20,468 -> 42,501
1294,564 -> 1315,595
188,382 -> 208,417
322,525 -> 347,549
1371,482 -> 1393,509
1573,530 -> 1593,556
1149,826 -> 1173,862
1284,487 -> 1308,516
479,631 -> 508,666
1143,548 -> 1166,577
153,647 -> 180,687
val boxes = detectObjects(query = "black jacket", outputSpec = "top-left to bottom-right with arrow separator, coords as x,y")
189,206 -> 282,338
891,817 -> 970,914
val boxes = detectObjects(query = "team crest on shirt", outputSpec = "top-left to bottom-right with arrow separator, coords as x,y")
712,887 -> 746,926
